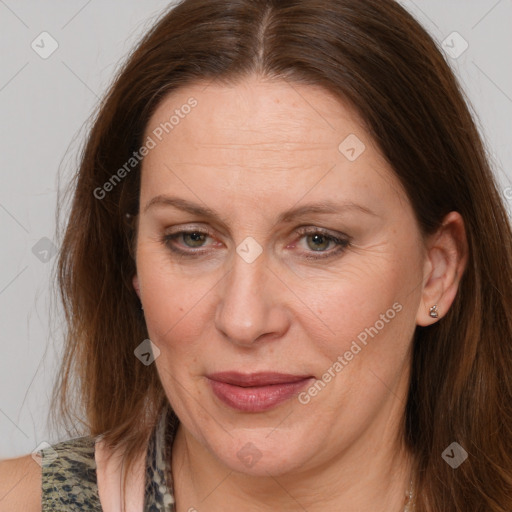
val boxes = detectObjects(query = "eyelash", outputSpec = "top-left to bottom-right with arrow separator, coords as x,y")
161,227 -> 350,260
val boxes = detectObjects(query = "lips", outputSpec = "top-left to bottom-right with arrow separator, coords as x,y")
207,372 -> 314,412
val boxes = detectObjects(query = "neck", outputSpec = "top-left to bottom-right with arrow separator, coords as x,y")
172,421 -> 414,512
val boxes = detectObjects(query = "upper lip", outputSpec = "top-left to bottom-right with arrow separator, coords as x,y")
207,372 -> 313,387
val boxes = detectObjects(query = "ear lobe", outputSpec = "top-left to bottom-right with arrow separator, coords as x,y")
415,211 -> 468,326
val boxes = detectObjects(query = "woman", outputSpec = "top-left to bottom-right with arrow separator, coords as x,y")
1,0 -> 511,510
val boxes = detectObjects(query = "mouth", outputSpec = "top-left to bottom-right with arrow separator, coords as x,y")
206,372 -> 315,412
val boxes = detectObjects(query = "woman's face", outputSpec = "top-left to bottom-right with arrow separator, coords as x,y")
134,76 -> 428,476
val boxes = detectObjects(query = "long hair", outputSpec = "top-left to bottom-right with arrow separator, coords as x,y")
51,0 -> 512,509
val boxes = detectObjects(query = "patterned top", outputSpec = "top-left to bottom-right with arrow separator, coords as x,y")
38,403 -> 180,511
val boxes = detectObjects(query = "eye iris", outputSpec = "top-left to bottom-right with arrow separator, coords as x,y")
183,232 -> 206,247
307,233 -> 330,251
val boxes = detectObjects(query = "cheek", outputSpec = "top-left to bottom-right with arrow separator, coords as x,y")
136,245 -> 199,343
297,249 -> 421,363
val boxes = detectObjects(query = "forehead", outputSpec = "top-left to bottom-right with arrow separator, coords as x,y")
140,77 -> 407,215
145,77 -> 363,148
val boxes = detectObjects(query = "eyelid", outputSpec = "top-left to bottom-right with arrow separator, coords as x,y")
294,225 -> 350,239
293,226 -> 351,248
164,224 -> 216,237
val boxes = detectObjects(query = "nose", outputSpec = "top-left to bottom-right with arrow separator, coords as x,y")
214,249 -> 290,347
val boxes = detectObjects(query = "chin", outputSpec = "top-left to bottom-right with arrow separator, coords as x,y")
209,428 -> 315,477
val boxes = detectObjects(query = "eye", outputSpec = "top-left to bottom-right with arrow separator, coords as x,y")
180,231 -> 209,248
305,233 -> 334,251
295,227 -> 350,259
161,226 -> 350,260
162,228 -> 218,256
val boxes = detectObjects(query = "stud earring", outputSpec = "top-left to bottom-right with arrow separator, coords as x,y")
429,304 -> 439,318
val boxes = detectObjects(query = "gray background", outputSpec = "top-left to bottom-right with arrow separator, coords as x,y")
0,0 -> 511,459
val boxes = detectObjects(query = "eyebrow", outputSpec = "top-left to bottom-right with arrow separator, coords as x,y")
143,195 -> 377,222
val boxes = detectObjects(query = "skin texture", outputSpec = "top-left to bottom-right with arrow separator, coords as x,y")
0,455 -> 41,512
132,76 -> 467,512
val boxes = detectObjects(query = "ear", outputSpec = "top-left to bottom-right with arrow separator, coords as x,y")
132,274 -> 141,299
416,211 -> 468,326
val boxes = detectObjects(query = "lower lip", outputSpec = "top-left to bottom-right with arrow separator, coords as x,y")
208,378 -> 313,412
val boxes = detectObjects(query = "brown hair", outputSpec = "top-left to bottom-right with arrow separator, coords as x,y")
51,0 -> 512,509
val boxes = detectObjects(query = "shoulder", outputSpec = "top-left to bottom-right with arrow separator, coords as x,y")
0,435 -> 100,512
0,454 -> 42,512
39,435 -> 101,510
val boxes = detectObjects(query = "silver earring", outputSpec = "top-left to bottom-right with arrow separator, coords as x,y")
429,304 -> 439,318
